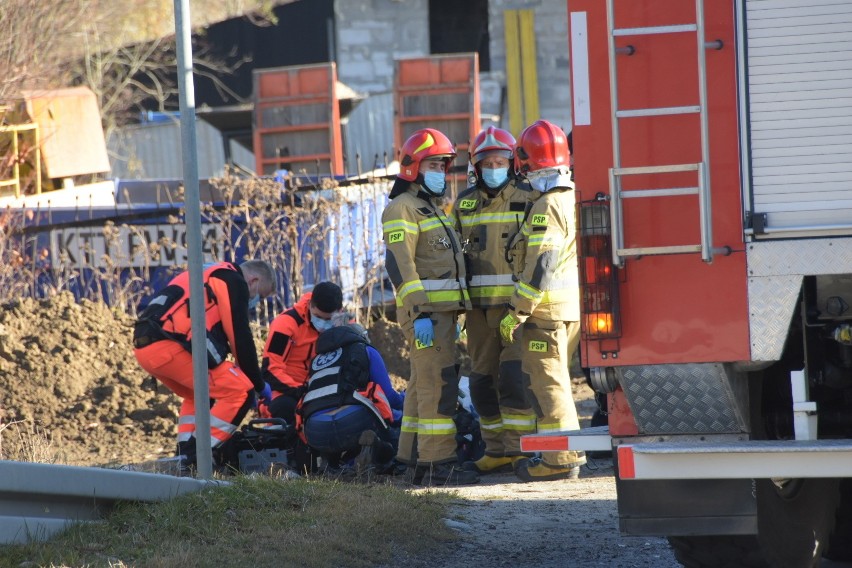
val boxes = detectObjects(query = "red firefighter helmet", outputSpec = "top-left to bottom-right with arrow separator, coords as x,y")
398,128 -> 457,182
514,120 -> 571,174
469,126 -> 515,166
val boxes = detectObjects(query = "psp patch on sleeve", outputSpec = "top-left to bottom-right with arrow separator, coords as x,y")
531,214 -> 549,226
388,231 -> 405,244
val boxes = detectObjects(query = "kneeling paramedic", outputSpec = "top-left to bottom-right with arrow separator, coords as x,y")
295,324 -> 404,473
132,260 -> 277,470
261,282 -> 344,425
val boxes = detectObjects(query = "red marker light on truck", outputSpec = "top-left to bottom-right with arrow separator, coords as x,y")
579,198 -> 621,339
587,312 -> 614,334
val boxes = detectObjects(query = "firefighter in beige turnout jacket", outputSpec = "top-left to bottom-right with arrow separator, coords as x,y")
452,126 -> 537,475
382,128 -> 478,486
500,120 -> 586,482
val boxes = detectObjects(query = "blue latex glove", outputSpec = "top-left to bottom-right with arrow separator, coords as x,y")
255,382 -> 272,406
413,317 -> 434,347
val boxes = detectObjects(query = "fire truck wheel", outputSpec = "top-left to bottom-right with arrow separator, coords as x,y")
826,478 -> 852,561
667,535 -> 767,567
588,366 -> 619,394
755,477 -> 840,568
667,478 -> 840,567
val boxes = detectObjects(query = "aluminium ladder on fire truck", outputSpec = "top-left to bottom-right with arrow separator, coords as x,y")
522,0 -> 852,483
606,0 -> 717,267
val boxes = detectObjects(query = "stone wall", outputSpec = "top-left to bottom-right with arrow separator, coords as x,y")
334,0 -> 571,133
334,0 -> 430,93
485,0 -> 571,131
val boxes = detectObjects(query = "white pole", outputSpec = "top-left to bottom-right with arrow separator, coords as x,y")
174,0 -> 212,479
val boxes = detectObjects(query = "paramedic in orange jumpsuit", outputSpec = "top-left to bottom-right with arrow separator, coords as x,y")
261,281 -> 344,424
133,260 -> 277,468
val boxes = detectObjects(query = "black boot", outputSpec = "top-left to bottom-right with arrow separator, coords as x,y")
176,437 -> 198,476
415,463 -> 480,486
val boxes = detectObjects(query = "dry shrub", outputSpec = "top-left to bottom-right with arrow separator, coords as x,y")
0,418 -> 55,463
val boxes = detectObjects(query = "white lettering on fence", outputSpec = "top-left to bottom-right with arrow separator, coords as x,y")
50,224 -> 221,268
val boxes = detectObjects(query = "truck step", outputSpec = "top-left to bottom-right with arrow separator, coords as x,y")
618,439 -> 852,480
520,425 -> 613,453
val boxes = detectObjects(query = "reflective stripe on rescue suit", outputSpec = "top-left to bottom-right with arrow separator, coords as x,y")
453,180 -> 535,456
506,183 -> 584,467
382,183 -> 471,466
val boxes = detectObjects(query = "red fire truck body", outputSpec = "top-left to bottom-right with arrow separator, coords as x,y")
522,0 -> 852,565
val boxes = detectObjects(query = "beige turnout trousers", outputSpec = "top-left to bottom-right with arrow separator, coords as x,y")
397,311 -> 461,466
466,307 -> 535,456
521,317 -> 585,467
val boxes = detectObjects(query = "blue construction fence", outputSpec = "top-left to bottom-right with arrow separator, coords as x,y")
1,175 -> 394,317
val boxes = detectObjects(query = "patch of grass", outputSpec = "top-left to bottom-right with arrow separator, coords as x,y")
0,475 -> 457,567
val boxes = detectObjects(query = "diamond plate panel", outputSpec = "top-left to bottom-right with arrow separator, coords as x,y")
748,275 -> 802,362
620,364 -> 746,434
747,240 -> 852,277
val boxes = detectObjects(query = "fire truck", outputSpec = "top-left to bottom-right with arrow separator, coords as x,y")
521,0 -> 852,566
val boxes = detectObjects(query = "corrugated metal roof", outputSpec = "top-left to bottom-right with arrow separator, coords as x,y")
107,120 -> 253,179
341,92 -> 396,176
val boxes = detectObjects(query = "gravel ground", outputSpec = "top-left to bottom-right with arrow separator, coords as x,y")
397,381 -> 684,568
415,457 -> 681,568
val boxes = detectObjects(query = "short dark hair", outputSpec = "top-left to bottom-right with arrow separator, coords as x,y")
311,281 -> 343,313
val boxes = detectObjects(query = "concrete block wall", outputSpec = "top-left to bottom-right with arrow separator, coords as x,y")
334,0 -> 571,134
486,0 -> 572,131
335,0 -> 430,93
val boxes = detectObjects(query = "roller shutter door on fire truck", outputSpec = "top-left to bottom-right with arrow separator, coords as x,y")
746,0 -> 852,235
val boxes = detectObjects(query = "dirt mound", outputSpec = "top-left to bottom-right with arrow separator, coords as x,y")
0,294 -> 413,467
368,318 -> 410,390
0,293 -> 176,466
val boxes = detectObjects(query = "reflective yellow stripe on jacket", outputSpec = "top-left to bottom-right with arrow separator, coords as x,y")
382,188 -> 471,316
453,182 -> 528,308
509,188 -> 580,321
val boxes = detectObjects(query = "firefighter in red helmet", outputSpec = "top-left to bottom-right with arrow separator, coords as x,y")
451,126 -> 536,475
382,128 -> 478,485
500,119 -> 586,481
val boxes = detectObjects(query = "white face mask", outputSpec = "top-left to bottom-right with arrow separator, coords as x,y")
525,167 -> 573,192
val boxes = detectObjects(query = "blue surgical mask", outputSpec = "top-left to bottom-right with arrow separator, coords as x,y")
481,167 -> 509,189
528,177 -> 550,192
311,315 -> 334,332
422,171 -> 446,195
247,294 -> 261,310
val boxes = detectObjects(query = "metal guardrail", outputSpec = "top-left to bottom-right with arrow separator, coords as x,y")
0,460 -> 218,545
